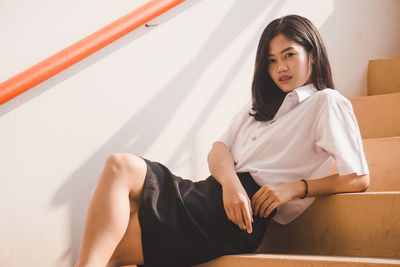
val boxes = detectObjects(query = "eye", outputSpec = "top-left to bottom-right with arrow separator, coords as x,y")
267,58 -> 275,64
285,52 -> 295,58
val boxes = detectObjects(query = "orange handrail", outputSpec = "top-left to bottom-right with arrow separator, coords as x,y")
0,0 -> 185,105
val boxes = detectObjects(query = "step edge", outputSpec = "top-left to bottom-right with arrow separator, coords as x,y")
362,136 -> 400,141
122,254 -> 400,267
369,56 -> 400,63
349,92 -> 400,100
331,191 -> 400,196
227,254 -> 400,264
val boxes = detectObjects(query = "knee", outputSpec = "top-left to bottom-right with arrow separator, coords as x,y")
105,153 -> 144,175
102,153 -> 147,197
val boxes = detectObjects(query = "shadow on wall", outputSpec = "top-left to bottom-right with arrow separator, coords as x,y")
45,0 -> 287,265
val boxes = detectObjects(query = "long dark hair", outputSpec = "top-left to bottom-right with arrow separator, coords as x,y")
250,15 -> 334,121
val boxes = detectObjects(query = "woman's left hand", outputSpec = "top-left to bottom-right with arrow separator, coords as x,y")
251,183 -> 298,218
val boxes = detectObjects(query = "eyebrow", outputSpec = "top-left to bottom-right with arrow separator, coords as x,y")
267,46 -> 295,57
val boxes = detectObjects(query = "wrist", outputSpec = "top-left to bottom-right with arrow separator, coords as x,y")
299,179 -> 309,199
293,180 -> 308,199
221,176 -> 242,191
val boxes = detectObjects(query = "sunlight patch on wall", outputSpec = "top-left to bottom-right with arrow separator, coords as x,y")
274,0 -> 334,28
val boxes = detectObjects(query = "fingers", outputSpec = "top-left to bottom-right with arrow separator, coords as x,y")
252,187 -> 262,207
252,186 -> 278,218
242,200 -> 253,234
251,187 -> 263,214
225,205 -> 241,228
235,202 -> 253,233
226,200 -> 253,233
225,206 -> 235,225
261,201 -> 278,217
258,197 -> 275,217
252,189 -> 268,215
233,209 -> 244,230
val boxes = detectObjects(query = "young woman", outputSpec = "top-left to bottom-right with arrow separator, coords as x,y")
75,15 -> 370,267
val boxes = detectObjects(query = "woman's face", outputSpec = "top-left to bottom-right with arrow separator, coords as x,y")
267,34 -> 312,93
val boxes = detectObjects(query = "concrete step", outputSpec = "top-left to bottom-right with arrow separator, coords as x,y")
257,191 -> 400,259
329,137 -> 400,191
349,93 -> 400,138
368,57 -> 400,96
195,254 -> 400,267
363,137 -> 400,191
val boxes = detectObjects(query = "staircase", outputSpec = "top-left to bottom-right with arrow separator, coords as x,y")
125,57 -> 400,266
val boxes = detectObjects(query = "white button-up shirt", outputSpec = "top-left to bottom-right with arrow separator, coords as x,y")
217,83 -> 369,224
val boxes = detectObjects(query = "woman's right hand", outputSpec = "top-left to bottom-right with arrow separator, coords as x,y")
222,181 -> 253,233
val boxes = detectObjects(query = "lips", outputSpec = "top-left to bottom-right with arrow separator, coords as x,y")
279,75 -> 292,82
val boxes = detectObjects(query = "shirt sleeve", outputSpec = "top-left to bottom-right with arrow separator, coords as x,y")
216,106 -> 250,150
315,93 -> 369,176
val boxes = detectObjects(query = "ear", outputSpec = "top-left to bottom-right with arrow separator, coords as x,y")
309,53 -> 314,64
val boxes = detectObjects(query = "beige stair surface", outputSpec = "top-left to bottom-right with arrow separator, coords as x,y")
349,93 -> 400,138
123,254 -> 400,267
363,137 -> 400,191
367,57 -> 400,96
257,192 -> 400,259
328,137 -> 400,191
195,254 -> 400,267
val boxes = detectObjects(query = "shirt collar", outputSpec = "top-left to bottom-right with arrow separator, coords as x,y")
271,83 -> 318,122
289,83 -> 318,103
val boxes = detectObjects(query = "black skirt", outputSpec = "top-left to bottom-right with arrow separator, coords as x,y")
137,158 -> 276,267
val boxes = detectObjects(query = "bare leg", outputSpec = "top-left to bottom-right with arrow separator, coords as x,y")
107,209 -> 144,267
75,153 -> 146,267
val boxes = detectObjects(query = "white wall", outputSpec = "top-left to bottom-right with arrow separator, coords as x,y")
0,0 -> 399,266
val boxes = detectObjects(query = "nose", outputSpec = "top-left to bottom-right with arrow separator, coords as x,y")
278,61 -> 288,72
